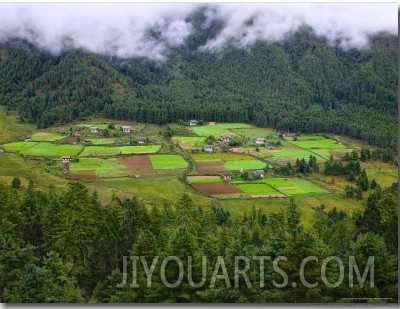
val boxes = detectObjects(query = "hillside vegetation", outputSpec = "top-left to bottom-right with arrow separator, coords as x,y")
0,17 -> 397,149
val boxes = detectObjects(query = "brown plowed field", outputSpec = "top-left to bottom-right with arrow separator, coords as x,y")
57,136 -> 85,144
193,183 -> 243,195
119,155 -> 156,176
195,161 -> 225,173
68,171 -> 96,179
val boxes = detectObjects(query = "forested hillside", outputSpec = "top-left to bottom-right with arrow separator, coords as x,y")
0,181 -> 397,302
0,13 -> 397,148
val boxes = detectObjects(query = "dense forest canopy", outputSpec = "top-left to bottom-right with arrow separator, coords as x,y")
0,12 -> 397,150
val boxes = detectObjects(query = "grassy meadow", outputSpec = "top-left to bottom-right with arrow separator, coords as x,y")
79,145 -> 161,157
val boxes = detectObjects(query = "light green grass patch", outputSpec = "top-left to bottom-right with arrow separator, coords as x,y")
30,132 -> 66,142
264,148 -> 323,163
295,135 -> 325,141
172,136 -> 206,146
265,177 -> 329,196
230,127 -> 277,139
224,160 -> 266,171
79,145 -> 161,157
191,153 -> 256,162
187,176 -> 223,184
191,123 -> 250,137
150,155 -> 188,169
4,142 -> 82,156
236,183 -> 281,195
70,157 -> 127,177
89,138 -> 117,145
290,138 -> 346,149
3,141 -> 38,152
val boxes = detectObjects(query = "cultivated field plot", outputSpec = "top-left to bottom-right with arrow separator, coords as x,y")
3,142 -> 83,157
235,183 -> 284,197
89,138 -> 117,145
172,136 -> 206,147
79,145 -> 161,157
289,138 -> 346,149
265,177 -> 329,196
69,158 -> 127,178
230,127 -> 277,139
30,132 -> 66,142
261,148 -> 323,164
187,175 -> 223,184
119,156 -> 156,177
193,183 -> 244,195
191,152 -> 267,172
190,123 -> 250,137
149,154 -> 188,169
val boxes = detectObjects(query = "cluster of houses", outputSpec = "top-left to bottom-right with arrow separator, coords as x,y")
89,125 -> 132,134
220,169 -> 265,181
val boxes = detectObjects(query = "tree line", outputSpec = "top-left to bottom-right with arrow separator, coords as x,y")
0,179 -> 397,303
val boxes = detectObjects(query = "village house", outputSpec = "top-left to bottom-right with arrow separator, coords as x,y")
204,145 -> 213,153
221,172 -> 232,181
137,137 -> 146,144
220,135 -> 230,143
255,137 -> 266,145
278,131 -> 286,138
208,121 -> 217,126
61,156 -> 72,163
84,140 -> 92,145
90,127 -> 98,134
253,170 -> 265,178
122,125 -> 131,133
189,119 -> 198,126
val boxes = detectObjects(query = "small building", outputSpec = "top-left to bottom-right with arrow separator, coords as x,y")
84,140 -> 92,145
138,137 -> 146,144
253,170 -> 265,178
220,135 -> 230,143
90,127 -> 98,134
189,119 -> 198,126
122,125 -> 131,133
61,156 -> 72,163
278,131 -> 286,138
255,137 -> 266,145
221,172 -> 232,181
204,145 -> 213,153
208,121 -> 217,126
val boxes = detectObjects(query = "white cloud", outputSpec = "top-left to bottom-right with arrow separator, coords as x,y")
0,3 -> 396,59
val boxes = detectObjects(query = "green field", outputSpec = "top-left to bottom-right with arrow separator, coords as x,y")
191,153 -> 256,162
262,148 -> 323,164
295,135 -> 325,141
30,132 -> 66,142
230,127 -> 277,139
265,177 -> 329,196
224,160 -> 267,170
290,138 -> 346,149
79,145 -> 161,157
190,123 -> 250,137
236,183 -> 281,196
187,176 -> 223,184
150,155 -> 188,169
70,158 -> 127,177
172,136 -> 206,147
4,142 -> 83,157
89,138 -> 117,145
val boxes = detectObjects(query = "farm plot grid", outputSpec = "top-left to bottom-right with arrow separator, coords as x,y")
69,154 -> 188,179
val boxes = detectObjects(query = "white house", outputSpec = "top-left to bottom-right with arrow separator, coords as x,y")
255,137 -> 266,145
122,125 -> 131,133
204,145 -> 213,153
61,156 -> 72,163
189,120 -> 198,126
90,127 -> 98,134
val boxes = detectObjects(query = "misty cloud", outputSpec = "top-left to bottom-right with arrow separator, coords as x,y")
0,3 -> 396,59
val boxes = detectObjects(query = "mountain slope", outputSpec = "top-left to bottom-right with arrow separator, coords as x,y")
0,25 -> 397,148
